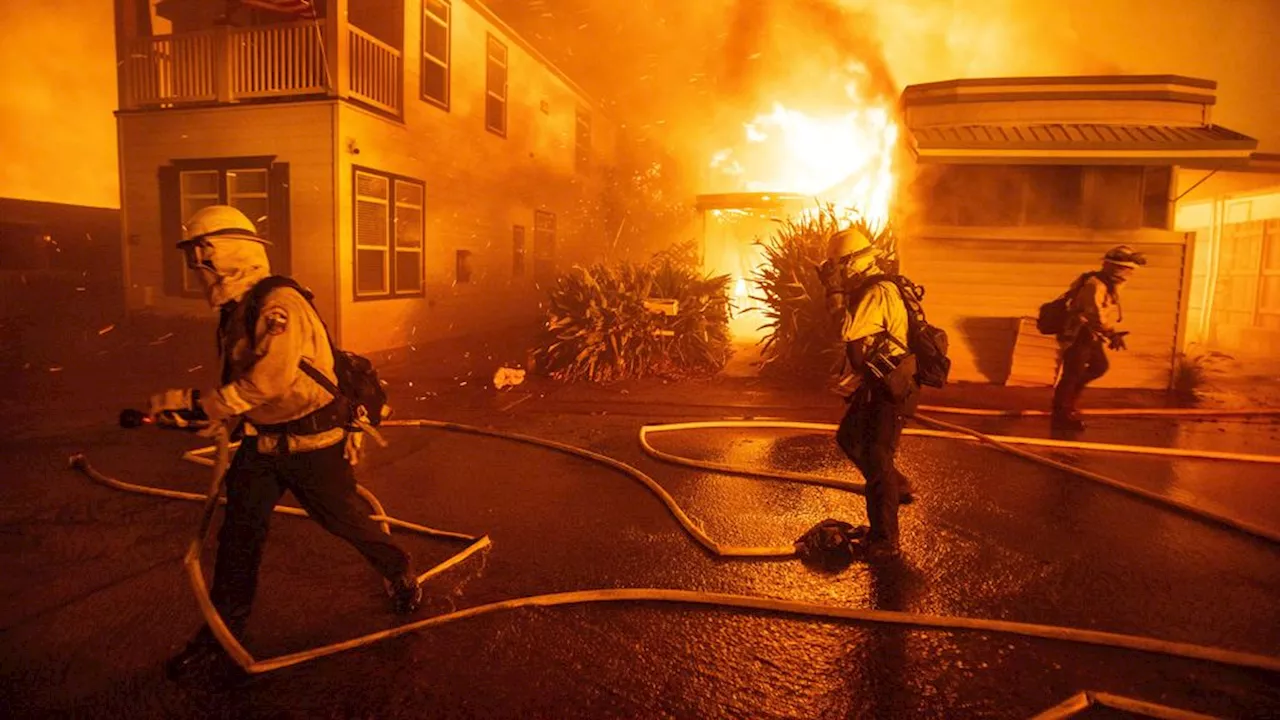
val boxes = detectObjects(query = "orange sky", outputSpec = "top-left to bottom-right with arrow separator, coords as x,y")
0,0 -> 1276,209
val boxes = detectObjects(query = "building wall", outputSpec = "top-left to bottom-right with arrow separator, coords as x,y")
901,227 -> 1188,389
1176,186 -> 1280,358
335,0 -> 617,352
118,102 -> 338,322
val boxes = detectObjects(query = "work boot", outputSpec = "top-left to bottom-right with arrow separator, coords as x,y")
389,573 -> 423,615
853,538 -> 901,563
165,635 -> 246,689
1051,411 -> 1085,434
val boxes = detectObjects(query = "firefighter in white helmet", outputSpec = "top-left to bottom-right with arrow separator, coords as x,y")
1052,244 -> 1147,433
149,205 -> 422,684
816,224 -> 917,561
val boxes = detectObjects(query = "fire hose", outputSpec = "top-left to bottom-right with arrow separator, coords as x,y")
68,413 -> 1280,678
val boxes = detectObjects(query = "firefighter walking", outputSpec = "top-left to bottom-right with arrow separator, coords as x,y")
149,206 -> 423,684
1052,245 -> 1147,433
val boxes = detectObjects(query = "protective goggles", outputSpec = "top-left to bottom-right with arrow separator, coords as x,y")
178,239 -> 216,273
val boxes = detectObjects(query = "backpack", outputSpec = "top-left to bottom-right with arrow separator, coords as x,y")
1037,272 -> 1096,336
850,274 -> 951,389
238,276 -> 389,428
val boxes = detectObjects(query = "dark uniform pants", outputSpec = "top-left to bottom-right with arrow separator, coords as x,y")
205,437 -> 411,638
836,382 -> 914,546
1053,332 -> 1109,417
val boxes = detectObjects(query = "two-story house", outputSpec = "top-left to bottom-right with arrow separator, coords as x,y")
898,75 -> 1258,389
113,0 -> 616,352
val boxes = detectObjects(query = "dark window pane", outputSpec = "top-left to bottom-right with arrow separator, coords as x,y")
486,96 -> 506,134
395,205 -> 422,249
423,21 -> 447,61
395,250 -> 422,292
356,248 -> 387,295
1143,167 -> 1172,229
1086,167 -> 1143,229
356,198 -> 389,247
423,63 -> 447,104
455,249 -> 473,284
1024,166 -> 1082,226
955,166 -> 1021,226
486,63 -> 506,98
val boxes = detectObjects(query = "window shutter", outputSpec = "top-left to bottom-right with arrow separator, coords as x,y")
268,162 -> 291,276
158,164 -> 183,296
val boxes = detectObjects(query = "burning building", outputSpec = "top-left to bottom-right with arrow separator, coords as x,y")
899,74 -> 1257,389
112,0 -> 616,352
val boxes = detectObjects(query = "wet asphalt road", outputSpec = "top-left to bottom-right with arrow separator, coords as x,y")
2,388 -> 1279,719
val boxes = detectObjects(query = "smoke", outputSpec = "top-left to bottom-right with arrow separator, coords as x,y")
0,0 -> 119,208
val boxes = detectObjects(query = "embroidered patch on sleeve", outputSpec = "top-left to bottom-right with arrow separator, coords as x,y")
263,308 -> 289,335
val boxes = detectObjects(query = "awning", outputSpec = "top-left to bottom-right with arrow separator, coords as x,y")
909,123 -> 1258,167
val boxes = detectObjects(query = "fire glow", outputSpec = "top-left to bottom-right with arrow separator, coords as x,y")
706,84 -> 900,339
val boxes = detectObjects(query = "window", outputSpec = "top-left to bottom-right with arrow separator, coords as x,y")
533,210 -> 556,283
1142,166 -> 1172,229
455,249 -> 473,284
512,225 -> 526,277
159,157 -> 290,298
354,168 -> 425,299
1085,167 -> 1144,229
1023,166 -> 1083,226
485,35 -> 508,136
421,0 -> 450,108
575,107 -> 591,172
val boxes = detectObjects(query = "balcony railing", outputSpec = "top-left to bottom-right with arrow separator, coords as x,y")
348,26 -> 402,115
122,20 -> 402,114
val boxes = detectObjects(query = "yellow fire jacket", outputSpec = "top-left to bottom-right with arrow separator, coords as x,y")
201,285 -> 345,453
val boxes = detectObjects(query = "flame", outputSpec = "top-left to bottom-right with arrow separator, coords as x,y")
705,83 -> 899,341
709,100 -> 899,230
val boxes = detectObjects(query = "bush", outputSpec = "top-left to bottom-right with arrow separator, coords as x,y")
753,206 -> 897,382
533,241 -> 732,382
1170,349 -> 1232,406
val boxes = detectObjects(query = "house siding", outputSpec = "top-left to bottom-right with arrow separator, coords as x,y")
118,101 -> 338,323
901,228 -> 1188,389
335,1 -> 617,353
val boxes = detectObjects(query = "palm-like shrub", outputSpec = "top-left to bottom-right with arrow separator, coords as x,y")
752,206 -> 897,382
534,241 -> 732,382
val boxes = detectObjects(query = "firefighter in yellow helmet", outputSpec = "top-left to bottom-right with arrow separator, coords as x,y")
150,205 -> 422,684
816,224 -> 917,561
1052,244 -> 1147,433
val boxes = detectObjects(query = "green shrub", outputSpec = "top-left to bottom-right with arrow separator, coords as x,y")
753,206 -> 897,382
534,241 -> 732,382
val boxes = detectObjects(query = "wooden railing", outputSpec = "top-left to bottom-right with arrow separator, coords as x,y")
124,30 -> 219,106
230,21 -> 328,99
348,26 -> 402,115
121,21 -> 402,115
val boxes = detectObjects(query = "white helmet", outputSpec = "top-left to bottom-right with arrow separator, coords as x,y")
178,205 -> 270,247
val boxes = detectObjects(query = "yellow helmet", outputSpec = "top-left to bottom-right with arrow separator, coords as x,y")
826,225 -> 879,263
178,205 -> 270,247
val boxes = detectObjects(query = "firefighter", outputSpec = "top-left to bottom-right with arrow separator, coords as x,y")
1052,244 -> 1147,433
817,226 -> 917,561
152,205 -> 422,683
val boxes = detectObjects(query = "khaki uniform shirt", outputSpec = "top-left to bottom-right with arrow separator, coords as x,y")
831,280 -> 910,386
1062,275 -> 1121,345
203,286 -> 345,453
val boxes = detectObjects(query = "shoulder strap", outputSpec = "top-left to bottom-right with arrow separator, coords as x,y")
846,273 -> 890,308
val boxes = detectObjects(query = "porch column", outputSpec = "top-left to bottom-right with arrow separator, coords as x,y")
325,0 -> 349,98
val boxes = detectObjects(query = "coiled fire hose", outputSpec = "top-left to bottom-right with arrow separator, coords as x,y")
68,413 -> 1280,677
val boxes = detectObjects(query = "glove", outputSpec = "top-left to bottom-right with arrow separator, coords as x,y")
1108,332 -> 1129,351
343,431 -> 366,466
148,388 -> 198,419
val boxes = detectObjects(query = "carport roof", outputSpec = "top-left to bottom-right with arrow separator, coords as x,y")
909,123 -> 1258,167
